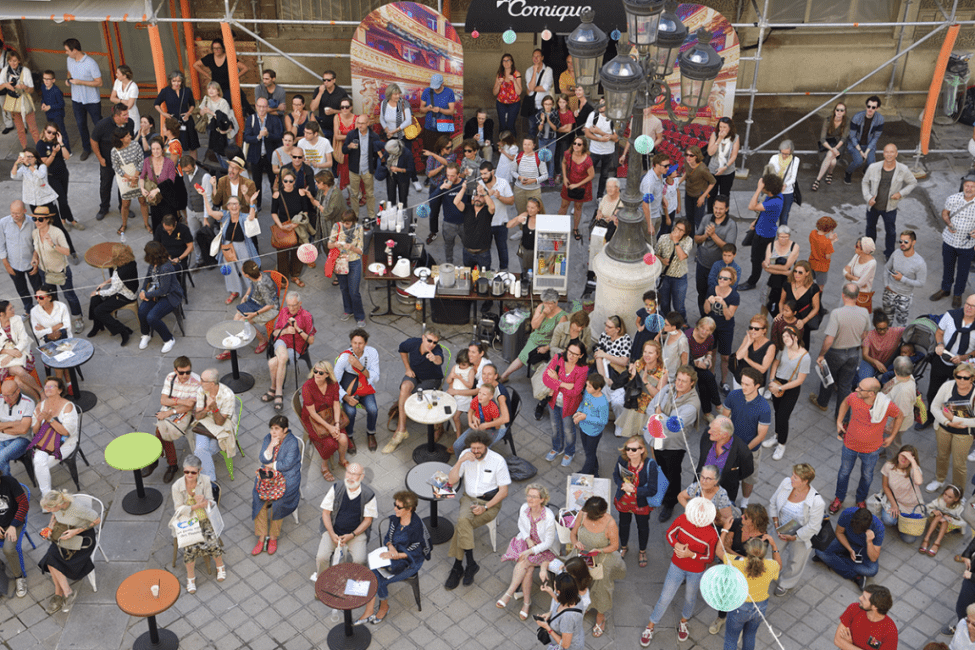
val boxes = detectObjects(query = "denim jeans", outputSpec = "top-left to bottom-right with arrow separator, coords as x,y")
538,136 -> 556,180
138,299 -> 175,341
343,393 -> 378,436
815,539 -> 879,580
194,434 -> 222,481
854,360 -> 880,386
549,405 -> 577,457
452,425 -> 507,456
942,242 -> 975,296
491,225 -> 510,270
0,437 -> 30,476
835,444 -> 880,503
866,207 -> 898,259
43,267 -> 82,317
879,506 -> 918,543
463,248 -> 492,270
724,599 -> 769,650
580,431 -> 602,476
496,101 -> 520,137
846,146 -> 876,176
72,100 -> 101,154
9,267 -> 41,313
650,562 -> 704,624
442,221 -> 463,265
658,274 -> 688,322
337,259 -> 365,321
779,192 -> 794,226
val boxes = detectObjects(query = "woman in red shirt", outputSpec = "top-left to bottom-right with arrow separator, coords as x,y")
494,54 -> 522,137
299,360 -> 349,481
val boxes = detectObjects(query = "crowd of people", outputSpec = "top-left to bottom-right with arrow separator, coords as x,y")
2,38 -> 975,650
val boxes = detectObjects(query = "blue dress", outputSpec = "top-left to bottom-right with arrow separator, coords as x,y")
373,514 -> 432,600
251,432 -> 301,521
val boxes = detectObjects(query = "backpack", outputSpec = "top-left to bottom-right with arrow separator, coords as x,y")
506,456 -> 537,482
516,151 -> 541,170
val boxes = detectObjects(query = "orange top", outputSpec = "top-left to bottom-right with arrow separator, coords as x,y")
808,230 -> 834,273
116,569 -> 180,617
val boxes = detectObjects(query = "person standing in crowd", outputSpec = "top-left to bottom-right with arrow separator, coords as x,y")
694,196 -> 737,319
706,117 -> 739,212
584,99 -> 618,202
656,219 -> 693,322
310,70 -> 350,137
535,95 -> 559,183
479,161 -> 514,271
524,50 -> 553,130
63,39 -> 102,162
243,98 -> 284,211
513,137 -> 548,216
641,153 -> 672,238
255,69 -> 286,116
29,206 -> 82,331
927,362 -> 975,494
0,50 -> 40,149
193,38 -> 250,105
343,115 -> 381,220
740,174 -> 783,291
378,83 -> 411,142
835,586 -> 898,649
419,73 -> 456,153
883,229 -> 925,327
110,64 -> 139,128
494,54 -> 522,137
382,139 -> 413,208
718,536 -> 781,650
613,435 -> 658,568
328,209 -> 366,326
90,104 -> 135,223
765,140 -> 799,225
153,71 -> 198,159
763,325 -> 810,460
810,284 -> 871,417
844,96 -> 885,185
918,295 -> 975,431
763,225 -> 799,317
829,377 -> 902,515
935,176 -> 975,309
680,145 -> 716,229
39,71 -> 70,153
720,367 -> 771,505
0,200 -> 40,313
862,143 -> 917,260
882,356 -> 916,454
809,216 -> 838,292
770,463 -> 825,596
649,364 -> 701,522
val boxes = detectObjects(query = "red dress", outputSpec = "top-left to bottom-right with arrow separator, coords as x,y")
335,114 -> 356,190
560,151 -> 593,203
300,378 -> 342,460
614,461 -> 651,516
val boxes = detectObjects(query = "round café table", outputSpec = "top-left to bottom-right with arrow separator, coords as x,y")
316,563 -> 378,650
404,391 -> 456,464
84,241 -> 117,273
406,461 -> 461,545
116,569 -> 180,650
35,337 -> 97,412
205,320 -> 257,393
105,432 -> 164,515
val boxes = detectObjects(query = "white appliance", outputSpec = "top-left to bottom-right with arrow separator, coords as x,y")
532,214 -> 571,295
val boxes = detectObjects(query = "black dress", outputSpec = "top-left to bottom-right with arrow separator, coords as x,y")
154,86 -> 201,151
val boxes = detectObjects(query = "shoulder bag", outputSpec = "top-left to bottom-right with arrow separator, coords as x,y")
220,220 -> 240,263
790,157 -> 802,206
537,607 -> 581,646
810,512 -> 836,551
271,194 -> 300,250
144,160 -> 164,206
255,443 -> 286,501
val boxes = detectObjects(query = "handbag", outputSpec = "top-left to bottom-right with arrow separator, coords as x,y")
255,444 -> 287,501
501,536 -> 528,562
44,269 -> 66,286
436,117 -> 454,133
810,513 -> 836,551
404,116 -> 422,140
897,478 -> 928,537
272,196 -> 299,250
221,220 -> 240,262
855,291 -> 874,310
567,185 -> 585,201
339,350 -> 376,396
536,607 -> 581,646
323,247 -> 341,277
26,420 -> 64,459
243,216 -> 261,238
175,516 -> 206,548
194,104 -> 208,133
742,228 -> 756,247
790,158 -> 802,206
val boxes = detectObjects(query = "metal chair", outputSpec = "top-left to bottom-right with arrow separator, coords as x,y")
217,397 -> 246,480
500,388 -> 522,457
72,494 -> 108,593
379,517 -> 422,611
0,483 -> 37,579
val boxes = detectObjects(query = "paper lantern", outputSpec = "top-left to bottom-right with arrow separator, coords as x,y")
541,29 -> 553,41
471,30 -> 480,39
611,29 -> 622,41
220,264 -> 232,276
643,252 -> 656,265
646,415 -> 666,439
645,313 -> 664,331
503,29 -> 517,44
700,565 -> 749,612
537,147 -> 553,162
684,496 -> 716,528
415,204 -> 430,219
667,415 -> 683,432
634,134 -> 654,155
297,243 -> 318,264
643,192 -> 654,204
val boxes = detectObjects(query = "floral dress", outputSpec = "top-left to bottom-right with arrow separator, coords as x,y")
615,460 -> 650,516
111,141 -> 145,200
560,152 -> 593,203
496,72 -> 522,105
524,508 -> 558,565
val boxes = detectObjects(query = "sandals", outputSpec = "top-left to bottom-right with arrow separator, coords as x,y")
497,592 -> 513,609
620,546 -> 628,559
919,545 -> 930,554
216,566 -> 226,582
572,229 -> 582,241
144,223 -> 153,234
260,388 -> 276,402
519,604 -> 530,621
811,179 -> 820,191
639,550 -> 648,568
592,622 -> 605,638
186,578 -> 196,594
273,395 -> 283,411
322,466 -> 335,482
292,277 -> 306,288
332,278 -> 339,286
117,225 -> 126,235
825,172 -> 834,185
226,292 -> 239,305
929,543 -> 941,557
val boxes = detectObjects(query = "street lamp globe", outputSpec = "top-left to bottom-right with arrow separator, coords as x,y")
566,9 -> 609,93
678,28 -> 724,109
623,0 -> 665,53
600,55 -> 645,122
649,3 -> 688,77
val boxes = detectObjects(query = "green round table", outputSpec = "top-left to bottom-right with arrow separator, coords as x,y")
105,432 -> 164,515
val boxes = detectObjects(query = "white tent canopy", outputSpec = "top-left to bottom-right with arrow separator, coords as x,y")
0,0 -> 150,23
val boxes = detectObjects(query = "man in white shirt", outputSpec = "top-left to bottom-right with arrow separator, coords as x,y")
299,121 -> 334,171
525,50 -> 553,112
314,463 -> 376,576
585,99 -> 619,199
640,153 -> 671,236
444,431 -> 510,589
0,379 -> 34,478
479,162 -> 515,271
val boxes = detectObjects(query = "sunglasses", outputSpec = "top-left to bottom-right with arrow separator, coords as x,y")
573,142 -> 583,147
899,239 -> 910,244
867,105 -> 879,109
282,179 -> 295,183
424,337 -> 438,344
183,470 -> 199,475
341,105 -> 351,109
323,77 -> 335,82
624,447 -> 642,452
835,108 -> 846,112
748,326 -> 765,331
292,155 -> 304,159
36,295 -> 49,301
176,369 -> 192,375
718,276 -> 732,281
464,149 -> 474,153
958,375 -> 973,381
313,369 -> 327,375
32,217 -> 48,222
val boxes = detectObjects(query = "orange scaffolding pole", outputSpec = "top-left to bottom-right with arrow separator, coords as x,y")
920,23 -> 961,155
147,24 -> 168,94
220,22 -> 245,146
180,0 -> 201,100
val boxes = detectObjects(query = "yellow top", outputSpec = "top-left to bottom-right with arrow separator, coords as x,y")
725,555 -> 780,603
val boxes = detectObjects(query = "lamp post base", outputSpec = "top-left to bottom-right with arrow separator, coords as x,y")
591,248 -> 661,340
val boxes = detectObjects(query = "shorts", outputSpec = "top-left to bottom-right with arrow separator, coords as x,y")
273,339 -> 301,364
401,375 -> 441,393
714,326 -> 735,356
742,446 -> 763,486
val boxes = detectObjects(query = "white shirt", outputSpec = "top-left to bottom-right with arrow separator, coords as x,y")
334,346 -> 381,401
30,302 -> 73,340
320,484 -> 379,518
112,79 -> 140,125
299,136 -> 334,169
0,393 -> 34,443
525,65 -> 553,110
585,112 -> 615,156
486,177 -> 514,226
458,448 -> 511,498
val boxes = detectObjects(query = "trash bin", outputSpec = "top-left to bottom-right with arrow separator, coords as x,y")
501,308 -> 530,362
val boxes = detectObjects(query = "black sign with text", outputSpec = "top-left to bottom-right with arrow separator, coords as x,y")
464,0 -> 627,34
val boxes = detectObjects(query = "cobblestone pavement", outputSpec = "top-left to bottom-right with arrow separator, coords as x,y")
0,108 -> 970,649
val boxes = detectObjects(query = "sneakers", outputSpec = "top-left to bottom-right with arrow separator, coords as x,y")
762,437 -> 778,449
545,450 -> 560,462
426,232 -> 438,245
444,565 -> 463,590
340,313 -> 353,321
561,454 -> 574,467
161,339 -> 175,354
968,449 -> 975,462
73,317 -> 85,333
15,577 -> 26,598
356,320 -> 366,327
412,180 -> 425,193
677,620 -> 689,642
139,335 -> 151,350
772,444 -> 786,461
828,497 -> 843,515
640,626 -> 654,647
534,400 -> 547,420
462,561 -> 480,586
709,616 -> 725,635
774,585 -> 788,597
72,221 -> 87,231
808,394 -> 828,412
843,172 -> 852,185
738,281 -> 756,291
927,480 -> 944,493
853,576 -> 866,590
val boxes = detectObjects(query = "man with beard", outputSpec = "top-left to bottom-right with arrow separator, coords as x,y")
834,585 -> 897,650
313,463 -> 376,578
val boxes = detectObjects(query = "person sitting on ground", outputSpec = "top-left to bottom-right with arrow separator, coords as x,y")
146,356 -> 201,483
534,573 -> 585,650
170,454 -> 227,594
191,369 -> 237,482
815,506 -> 883,590
387,328 -> 447,453
313,463 -> 376,579
263,292 -> 316,413
37,489 -> 98,614
920,484 -> 966,557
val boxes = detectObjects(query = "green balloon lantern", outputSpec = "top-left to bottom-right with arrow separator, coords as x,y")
700,564 -> 748,612
634,134 -> 654,155
503,29 -> 517,44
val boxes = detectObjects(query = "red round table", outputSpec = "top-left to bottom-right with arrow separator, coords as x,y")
315,563 -> 378,650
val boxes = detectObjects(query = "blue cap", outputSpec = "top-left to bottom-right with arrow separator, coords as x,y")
430,74 -> 444,90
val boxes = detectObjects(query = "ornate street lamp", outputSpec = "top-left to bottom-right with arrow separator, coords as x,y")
565,11 -> 609,96
622,0 -> 665,53
678,28 -> 725,109
600,55 -> 645,122
647,4 -> 687,77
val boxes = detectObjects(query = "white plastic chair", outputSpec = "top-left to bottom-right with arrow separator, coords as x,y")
486,516 -> 497,552
73,494 -> 108,592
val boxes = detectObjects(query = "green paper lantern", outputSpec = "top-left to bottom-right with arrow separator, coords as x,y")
503,29 -> 517,44
634,134 -> 654,155
700,564 -> 748,612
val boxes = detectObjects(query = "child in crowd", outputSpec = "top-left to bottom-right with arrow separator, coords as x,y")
574,375 -> 609,476
469,384 -> 501,437
771,300 -> 803,351
446,349 -> 476,436
661,312 -> 690,379
495,131 -> 518,184
920,485 -> 965,556
707,243 -> 742,294
459,138 -> 485,180
632,290 -> 663,362
878,342 -> 925,385
809,216 -> 838,291
39,70 -> 70,152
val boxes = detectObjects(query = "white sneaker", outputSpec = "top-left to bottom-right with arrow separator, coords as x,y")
968,450 -> 975,462
762,437 -> 778,449
139,335 -> 151,350
161,339 -> 175,354
310,572 -> 318,582
412,180 -> 424,193
927,480 -> 944,493
772,444 -> 786,461
15,577 -> 26,598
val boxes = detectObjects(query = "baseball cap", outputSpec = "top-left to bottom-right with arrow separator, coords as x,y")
430,74 -> 444,90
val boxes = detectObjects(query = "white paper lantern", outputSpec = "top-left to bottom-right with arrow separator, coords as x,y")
684,496 -> 716,528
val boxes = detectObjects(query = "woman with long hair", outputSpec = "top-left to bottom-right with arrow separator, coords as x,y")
686,317 -> 721,417
199,186 -> 261,303
534,573 -> 584,650
616,340 -> 668,439
542,341 -> 589,467
494,54 -> 523,136
706,117 -> 739,212
137,241 -> 182,353
0,51 -> 40,148
153,70 -> 198,157
110,129 -> 146,234
139,136 -> 178,233
328,209 -> 366,325
656,218 -> 693,322
708,504 -> 771,635
331,97 -> 356,189
110,64 -> 140,125
730,313 -> 775,390
763,325 -> 809,461
613,436 -> 659,569
31,378 -> 79,496
271,169 -> 312,287
779,260 -> 821,349
813,102 -> 849,190
506,196 -> 541,274
300,360 -> 350,481
558,136 -> 594,239
720,537 -> 782,650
